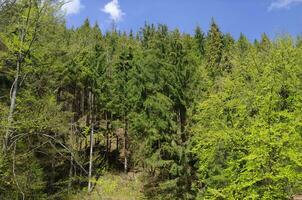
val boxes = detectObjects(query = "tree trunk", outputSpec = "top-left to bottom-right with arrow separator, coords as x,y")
3,61 -> 19,151
68,101 -> 75,192
106,112 -> 109,160
116,135 -> 119,151
88,92 -> 94,192
68,155 -> 73,192
123,116 -> 128,173
81,88 -> 85,116
13,142 -> 25,200
88,124 -> 94,192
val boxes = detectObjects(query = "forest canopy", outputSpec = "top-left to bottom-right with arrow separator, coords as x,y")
0,1 -> 301,199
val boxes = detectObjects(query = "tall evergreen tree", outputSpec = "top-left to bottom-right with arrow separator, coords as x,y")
205,19 -> 224,78
194,25 -> 206,56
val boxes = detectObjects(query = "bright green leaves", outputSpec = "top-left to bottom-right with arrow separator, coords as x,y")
192,37 -> 302,199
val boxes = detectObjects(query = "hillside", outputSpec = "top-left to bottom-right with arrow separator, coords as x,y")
0,1 -> 302,199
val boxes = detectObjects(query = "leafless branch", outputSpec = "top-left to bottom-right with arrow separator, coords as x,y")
42,133 -> 88,174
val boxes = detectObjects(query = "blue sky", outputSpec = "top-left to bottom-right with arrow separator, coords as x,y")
62,0 -> 302,40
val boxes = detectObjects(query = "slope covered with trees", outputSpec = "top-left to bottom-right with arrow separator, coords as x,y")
0,1 -> 301,199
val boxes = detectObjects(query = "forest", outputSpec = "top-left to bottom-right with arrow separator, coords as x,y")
0,0 -> 302,199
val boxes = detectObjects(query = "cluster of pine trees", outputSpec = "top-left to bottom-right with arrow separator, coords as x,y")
0,1 -> 301,199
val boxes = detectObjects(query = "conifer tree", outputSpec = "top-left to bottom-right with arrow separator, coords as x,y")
194,26 -> 206,56
205,19 -> 224,78
237,33 -> 251,56
1,4 -> 302,199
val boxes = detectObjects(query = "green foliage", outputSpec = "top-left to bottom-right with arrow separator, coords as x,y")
192,38 -> 302,199
194,26 -> 206,56
69,173 -> 145,200
0,3 -> 301,199
205,20 -> 224,78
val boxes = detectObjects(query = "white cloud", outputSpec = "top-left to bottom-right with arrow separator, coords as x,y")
62,0 -> 83,15
102,0 -> 125,22
269,0 -> 302,11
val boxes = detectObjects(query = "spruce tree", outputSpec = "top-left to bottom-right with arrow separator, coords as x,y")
205,19 -> 224,78
194,25 -> 206,56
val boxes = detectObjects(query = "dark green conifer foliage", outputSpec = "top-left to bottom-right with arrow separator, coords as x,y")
194,26 -> 206,56
205,20 -> 224,78
0,4 -> 301,199
237,33 -> 251,56
220,33 -> 235,73
258,33 -> 272,53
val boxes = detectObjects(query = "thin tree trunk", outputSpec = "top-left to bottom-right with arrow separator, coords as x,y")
13,142 -> 25,200
81,88 -> 85,116
88,92 -> 94,192
123,116 -> 128,173
50,154 -> 55,191
3,61 -> 19,151
88,124 -> 94,192
116,135 -> 119,151
68,155 -> 73,192
106,112 -> 109,160
106,132 -> 109,158
68,100 -> 75,192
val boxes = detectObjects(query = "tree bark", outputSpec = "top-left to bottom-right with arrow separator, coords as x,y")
106,112 -> 109,160
88,123 -> 94,192
88,92 -> 94,192
68,116 -> 75,193
3,60 -> 20,152
116,135 -> 119,151
68,155 -> 73,193
13,142 -> 25,200
123,116 -> 128,173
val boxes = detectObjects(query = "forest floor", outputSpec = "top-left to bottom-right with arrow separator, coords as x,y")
69,172 -> 145,200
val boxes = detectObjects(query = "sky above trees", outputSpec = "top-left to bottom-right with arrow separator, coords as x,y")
61,0 -> 302,40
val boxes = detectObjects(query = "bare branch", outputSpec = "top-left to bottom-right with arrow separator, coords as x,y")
42,133 -> 88,174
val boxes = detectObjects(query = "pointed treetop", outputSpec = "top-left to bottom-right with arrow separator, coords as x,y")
195,25 -> 205,39
83,18 -> 91,28
237,32 -> 250,54
259,33 -> 271,51
194,25 -> 206,55
93,22 -> 102,34
260,33 -> 270,44
209,18 -> 220,33
129,29 -> 134,38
